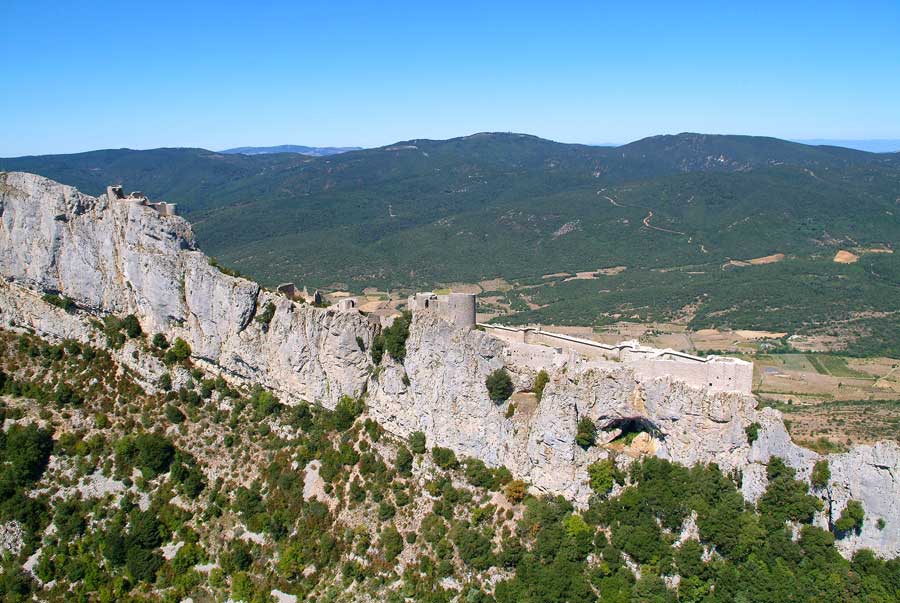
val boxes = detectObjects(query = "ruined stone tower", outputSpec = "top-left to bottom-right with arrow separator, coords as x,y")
407,292 -> 476,330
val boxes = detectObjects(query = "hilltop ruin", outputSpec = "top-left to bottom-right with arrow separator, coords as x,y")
1,171 -> 898,559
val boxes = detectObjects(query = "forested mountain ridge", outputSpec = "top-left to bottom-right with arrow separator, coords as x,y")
5,133 -> 898,217
3,133 -> 900,352
221,144 -> 363,156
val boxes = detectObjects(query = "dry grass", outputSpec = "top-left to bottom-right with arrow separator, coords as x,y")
833,250 -> 859,264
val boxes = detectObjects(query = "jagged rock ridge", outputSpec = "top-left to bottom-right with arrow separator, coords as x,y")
1,171 -> 898,559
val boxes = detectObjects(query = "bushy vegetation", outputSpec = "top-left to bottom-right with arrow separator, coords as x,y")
745,422 -> 761,444
372,311 -> 412,364
811,459 -> 831,489
575,417 -> 597,449
587,458 -> 620,495
485,368 -> 513,403
1,326 -> 898,602
532,369 -> 549,402
432,446 -> 459,470
835,500 -> 865,534
164,337 -> 191,363
255,301 -> 276,331
42,293 -> 76,312
409,431 -> 427,454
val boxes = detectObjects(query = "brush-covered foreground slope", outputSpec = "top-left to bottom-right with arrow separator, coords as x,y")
2,328 -> 900,603
3,133 -> 900,351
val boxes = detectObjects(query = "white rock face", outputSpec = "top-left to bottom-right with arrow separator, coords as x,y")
827,443 -> 900,559
0,171 -> 372,408
2,171 -> 899,559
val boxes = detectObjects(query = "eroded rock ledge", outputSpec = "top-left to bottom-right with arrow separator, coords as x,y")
2,171 -> 898,559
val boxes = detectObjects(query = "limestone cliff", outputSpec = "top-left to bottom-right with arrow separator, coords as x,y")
2,171 -> 898,559
0,171 -> 372,407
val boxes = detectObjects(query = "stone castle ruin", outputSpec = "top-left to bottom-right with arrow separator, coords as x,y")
2,173 -> 897,560
106,185 -> 176,216
408,291 -> 753,394
483,323 -> 753,394
408,291 -> 477,330
276,283 -> 323,306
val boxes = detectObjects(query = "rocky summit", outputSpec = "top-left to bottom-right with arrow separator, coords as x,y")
2,170 -> 898,563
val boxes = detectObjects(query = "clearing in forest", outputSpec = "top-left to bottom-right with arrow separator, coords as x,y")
834,250 -> 859,263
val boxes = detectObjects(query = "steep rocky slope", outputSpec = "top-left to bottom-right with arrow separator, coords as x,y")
1,171 -> 898,560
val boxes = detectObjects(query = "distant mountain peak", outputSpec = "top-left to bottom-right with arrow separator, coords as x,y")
220,144 -> 362,157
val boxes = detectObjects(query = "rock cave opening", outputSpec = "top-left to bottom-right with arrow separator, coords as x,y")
603,417 -> 663,445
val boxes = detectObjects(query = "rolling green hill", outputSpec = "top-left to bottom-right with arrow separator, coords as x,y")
3,133 -> 900,353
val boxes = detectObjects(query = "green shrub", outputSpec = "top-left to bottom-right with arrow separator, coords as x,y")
371,334 -> 385,364
126,546 -> 163,583
452,525 -> 495,570
432,447 -> 459,470
255,302 -> 276,331
158,372 -> 172,391
163,337 -> 191,364
396,445 -> 413,476
54,383 -> 83,406
250,387 -> 282,418
165,404 -> 186,424
116,433 -> 175,478
378,501 -> 396,521
575,417 -> 597,449
152,333 -> 169,349
587,459 -> 620,495
170,451 -> 205,498
207,256 -> 242,278
811,459 -> 830,489
485,368 -> 513,403
43,293 -> 76,312
758,458 -> 822,530
333,396 -> 364,431
834,500 -> 865,534
533,370 -> 549,401
53,499 -> 86,540
383,311 -> 412,362
381,525 -> 403,561
409,431 -> 426,454
3,423 -> 54,485
745,422 -> 761,444
122,314 -> 142,338
465,458 -> 495,489
222,540 -> 253,573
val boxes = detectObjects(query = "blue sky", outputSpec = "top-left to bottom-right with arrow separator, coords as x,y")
2,0 -> 899,155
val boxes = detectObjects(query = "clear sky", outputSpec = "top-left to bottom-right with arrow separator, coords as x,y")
2,0 -> 899,156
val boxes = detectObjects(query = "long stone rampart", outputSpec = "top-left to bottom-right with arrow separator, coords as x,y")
480,324 -> 753,394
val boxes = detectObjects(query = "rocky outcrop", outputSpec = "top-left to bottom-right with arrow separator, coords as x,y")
0,171 -> 372,407
2,171 -> 898,559
827,443 -> 900,558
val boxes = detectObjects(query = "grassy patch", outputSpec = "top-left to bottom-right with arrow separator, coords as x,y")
812,355 -> 874,379
806,354 -> 829,375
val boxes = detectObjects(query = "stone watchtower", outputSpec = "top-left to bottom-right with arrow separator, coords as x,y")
408,292 -> 476,330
